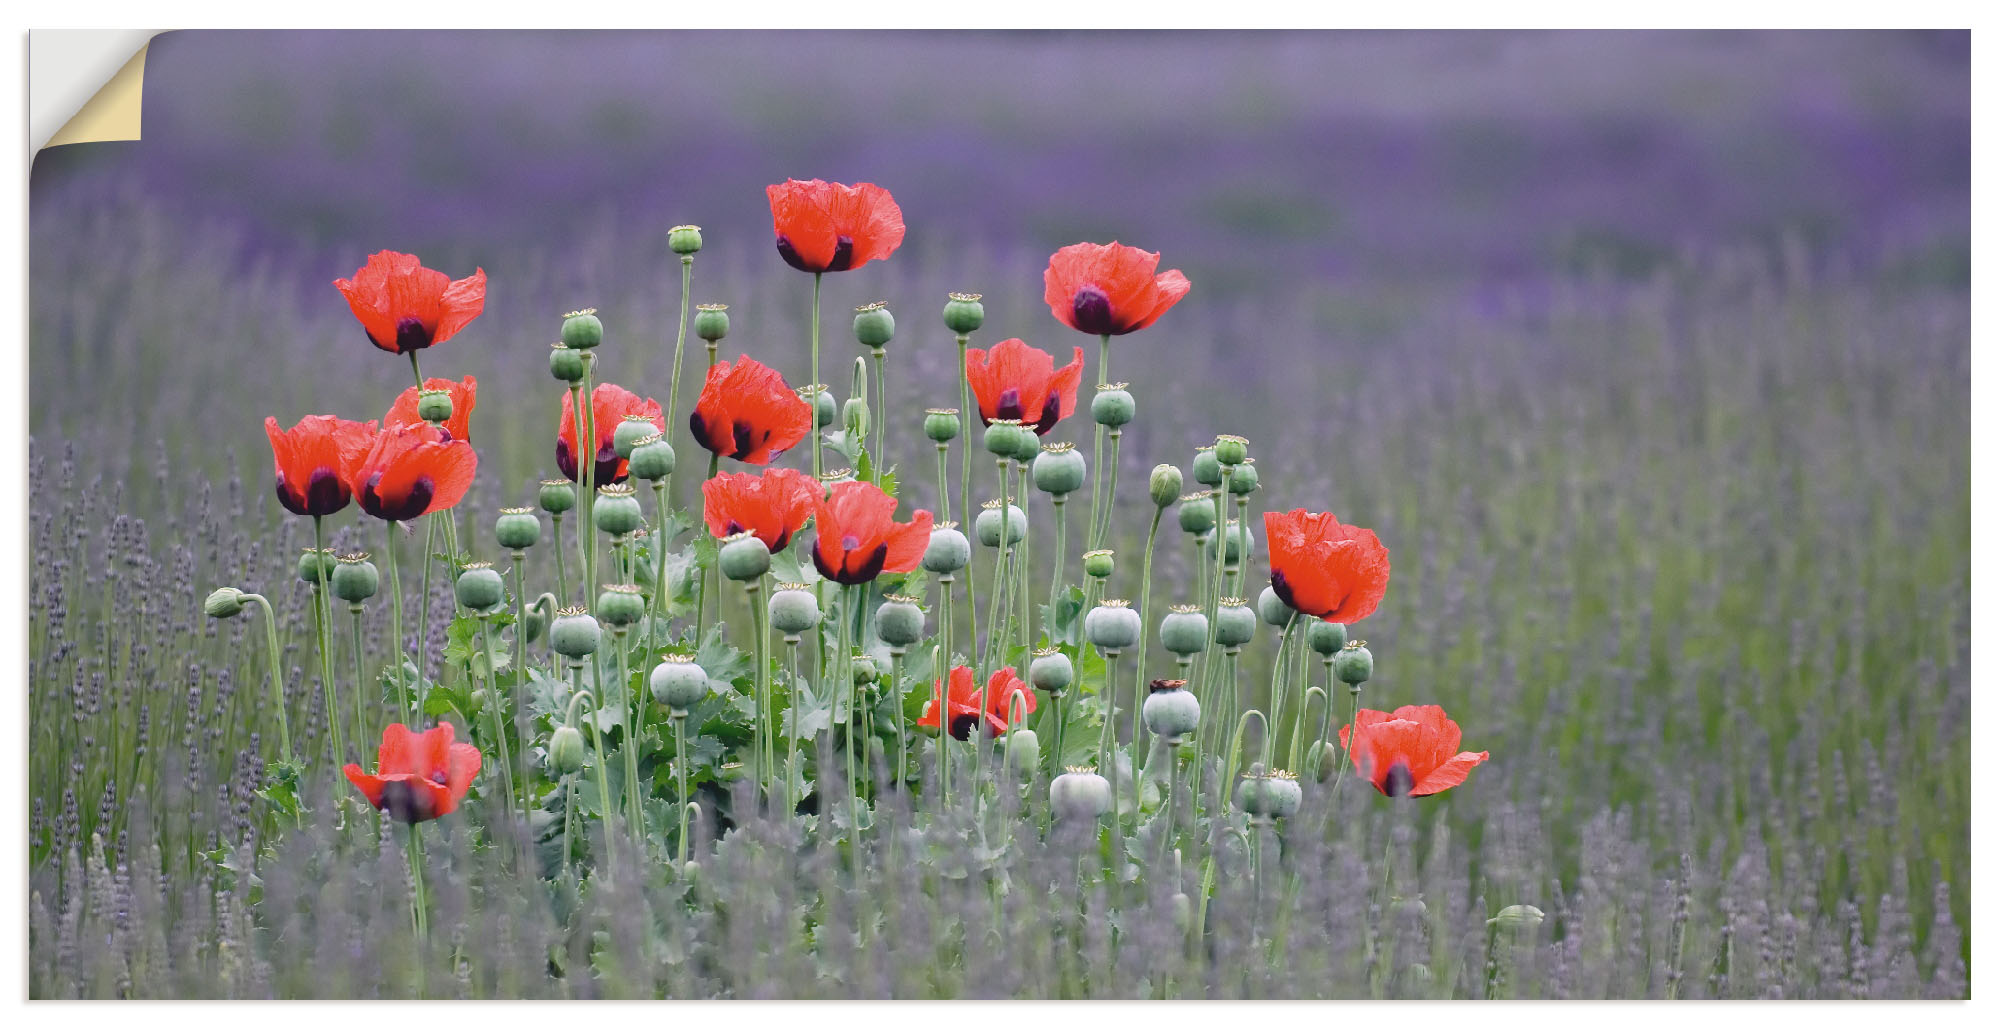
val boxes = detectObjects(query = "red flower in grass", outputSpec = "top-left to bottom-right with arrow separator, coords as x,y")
385,375 -> 479,442
334,250 -> 487,355
264,414 -> 379,518
1339,705 -> 1488,798
690,356 -> 814,465
1263,509 -> 1390,623
920,666 -> 1037,740
964,338 -> 1086,435
1043,241 -> 1191,336
353,423 -> 477,523
557,383 -> 664,485
810,480 -> 933,585
765,179 -> 905,273
345,722 -> 482,823
703,467 -> 819,552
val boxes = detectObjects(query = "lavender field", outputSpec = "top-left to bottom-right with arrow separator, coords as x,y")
25,30 -> 1969,999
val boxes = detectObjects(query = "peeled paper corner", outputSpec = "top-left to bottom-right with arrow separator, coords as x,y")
33,30 -> 160,151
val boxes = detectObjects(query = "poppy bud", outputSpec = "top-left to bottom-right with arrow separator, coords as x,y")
549,343 -> 586,383
1050,767 -> 1112,821
550,607 -> 601,659
538,478 -> 577,515
1092,383 -> 1136,428
1334,642 -> 1373,685
597,582 -> 647,627
1178,492 -> 1216,534
694,303 -> 730,343
924,408 -> 961,443
466,688 -> 486,716
1214,599 -> 1257,648
718,531 -> 772,582
524,604 -> 549,645
650,654 -> 709,711
1029,648 -> 1074,694
593,483 -> 644,536
1307,740 -> 1337,782
1214,434 -> 1249,467
1032,443 -> 1086,496
1192,447 -> 1222,487
1142,678 -> 1200,740
1227,459 -> 1260,495
1149,464 -> 1182,508
984,419 -> 1025,458
628,435 -> 675,481
332,553 -> 379,604
875,595 -> 925,648
922,523 -> 971,573
1082,548 -> 1114,579
296,547 -> 337,585
496,507 -> 540,550
1173,893 -> 1193,934
1159,605 -> 1208,656
842,394 -> 869,440
613,415 -> 658,459
798,385 -> 836,429
943,292 -> 984,335
769,583 -> 820,636
1489,905 -> 1546,932
668,224 -> 703,256
456,562 -> 506,612
415,388 -> 453,424
1307,619 -> 1349,656
1084,599 -> 1141,652
853,301 -> 895,349
204,587 -> 246,619
561,309 -> 604,350
1257,586 -> 1293,627
1005,729 -> 1041,774
975,501 -> 1027,548
548,725 -> 587,774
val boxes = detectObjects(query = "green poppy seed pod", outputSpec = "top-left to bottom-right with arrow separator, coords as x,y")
613,415 -> 658,459
1032,443 -> 1086,496
1159,605 -> 1209,656
694,303 -> 730,343
943,292 -> 984,335
1142,679 -> 1201,739
842,394 -> 870,440
874,595 -> 925,648
297,548 -> 337,584
668,224 -> 703,255
1092,383 -> 1136,427
984,419 -> 1025,458
650,654 -> 709,710
1149,464 -> 1183,507
1235,765 -> 1273,816
1307,619 -> 1349,656
455,563 -> 506,612
769,584 -> 821,636
597,583 -> 647,626
923,407 -> 961,443
593,484 -> 644,536
975,502 -> 1027,548
1220,520 -> 1253,565
1178,492 -> 1217,534
549,607 -> 601,659
1028,648 -> 1074,694
798,385 -> 836,428
495,507 -> 540,550
1192,447 -> 1222,487
538,478 -> 577,515
1228,459 -> 1260,495
560,309 -> 604,349
1214,600 -> 1257,648
922,524 -> 971,573
415,388 -> 453,424
1084,600 -> 1142,652
1489,905 -> 1546,932
1307,740 -> 1338,782
548,725 -> 587,775
853,301 -> 895,348
1214,434 -> 1249,467
851,654 -> 878,686
1334,643 -> 1373,685
549,343 -> 586,383
1010,427 -> 1041,463
1082,548 -> 1114,579
718,532 -> 772,582
628,436 -> 675,481
1050,768 -> 1112,821
1265,771 -> 1303,818
204,587 -> 246,619
1257,586 -> 1293,627
331,553 -> 379,604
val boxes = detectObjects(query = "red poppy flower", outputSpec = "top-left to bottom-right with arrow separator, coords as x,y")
702,467 -> 818,552
385,375 -> 479,443
810,480 -> 933,585
1043,241 -> 1191,336
353,423 -> 477,523
263,414 -> 379,518
963,338 -> 1086,435
557,383 -> 664,485
689,356 -> 814,465
765,179 -> 906,273
1338,705 -> 1488,797
334,250 -> 487,354
344,722 -> 482,822
1263,509 -> 1391,623
920,665 -> 1037,740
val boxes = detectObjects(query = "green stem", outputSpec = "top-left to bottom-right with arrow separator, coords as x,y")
872,346 -> 888,476
241,593 -> 292,764
1097,427 -> 1122,551
1266,619 -> 1301,770
350,606 -> 370,758
551,513 -> 570,604
666,256 -> 694,431
311,518 -> 343,768
615,626 -> 644,851
674,712 -> 690,866
406,823 -> 427,942
810,273 -> 824,485
479,615 -> 517,834
573,681 -> 615,879
1047,496 -> 1067,648
889,648 -> 907,785
511,555 -> 531,809
383,522 -> 411,721
1130,509 -> 1163,770
784,636 -> 802,817
747,579 -> 772,799
955,335 -> 975,677
407,351 -> 425,391
1085,333 -> 1110,550
838,584 -> 860,863
936,578 -> 954,805
652,482 -> 670,653
415,515 -> 437,719
695,452 -> 720,632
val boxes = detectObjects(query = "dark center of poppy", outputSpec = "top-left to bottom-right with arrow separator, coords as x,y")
731,422 -> 758,460
363,472 -> 434,523
1070,284 -> 1117,335
377,778 -> 435,823
948,712 -> 983,741
1381,760 -> 1415,798
393,315 -> 434,354
828,235 -> 855,272
1033,392 -> 1063,435
995,387 -> 1025,421
1270,570 -> 1297,611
